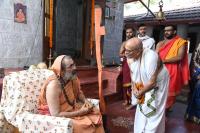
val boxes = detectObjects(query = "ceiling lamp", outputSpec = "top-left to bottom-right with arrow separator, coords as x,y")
156,0 -> 165,21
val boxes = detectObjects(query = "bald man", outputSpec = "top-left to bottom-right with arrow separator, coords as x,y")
125,38 -> 169,133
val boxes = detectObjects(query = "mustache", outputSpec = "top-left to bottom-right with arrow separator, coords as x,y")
164,34 -> 174,39
72,70 -> 77,75
62,70 -> 77,81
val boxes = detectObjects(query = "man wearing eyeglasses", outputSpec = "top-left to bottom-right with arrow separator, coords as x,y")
119,27 -> 135,110
156,25 -> 190,112
125,37 -> 169,133
137,24 -> 155,50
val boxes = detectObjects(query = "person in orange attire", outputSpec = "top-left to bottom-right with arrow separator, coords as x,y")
37,55 -> 104,133
119,27 -> 135,110
156,25 -> 190,111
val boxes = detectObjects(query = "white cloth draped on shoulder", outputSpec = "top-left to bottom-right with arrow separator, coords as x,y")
138,35 -> 155,50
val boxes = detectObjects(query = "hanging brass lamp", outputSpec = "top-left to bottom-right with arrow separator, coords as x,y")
156,0 -> 165,21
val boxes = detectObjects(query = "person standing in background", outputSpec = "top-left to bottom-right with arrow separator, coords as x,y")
185,43 -> 200,124
137,24 -> 155,50
119,27 -> 135,110
156,25 -> 190,111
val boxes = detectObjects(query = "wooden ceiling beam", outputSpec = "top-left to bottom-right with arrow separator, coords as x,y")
124,0 -> 139,4
124,19 -> 200,27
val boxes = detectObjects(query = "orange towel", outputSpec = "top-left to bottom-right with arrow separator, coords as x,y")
135,83 -> 145,104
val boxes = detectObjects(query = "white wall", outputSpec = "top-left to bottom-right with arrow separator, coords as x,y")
0,0 -> 44,68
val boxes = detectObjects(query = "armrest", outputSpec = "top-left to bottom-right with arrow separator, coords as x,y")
0,112 -> 15,133
17,111 -> 73,132
87,98 -> 99,109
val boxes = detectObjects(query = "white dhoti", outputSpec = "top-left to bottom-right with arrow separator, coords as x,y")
128,48 -> 169,133
134,67 -> 169,133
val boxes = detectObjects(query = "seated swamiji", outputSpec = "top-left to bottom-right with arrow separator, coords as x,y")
37,55 -> 104,133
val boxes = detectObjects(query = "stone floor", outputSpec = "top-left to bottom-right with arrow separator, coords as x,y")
106,100 -> 200,133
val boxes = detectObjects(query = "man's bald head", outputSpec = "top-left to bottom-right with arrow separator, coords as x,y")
125,37 -> 143,59
125,37 -> 143,51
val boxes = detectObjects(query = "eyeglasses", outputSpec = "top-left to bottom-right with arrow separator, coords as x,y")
65,63 -> 76,70
125,48 -> 140,53
125,48 -> 134,53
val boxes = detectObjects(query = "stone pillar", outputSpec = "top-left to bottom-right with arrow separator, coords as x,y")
177,24 -> 188,39
103,0 -> 124,65
0,0 -> 44,68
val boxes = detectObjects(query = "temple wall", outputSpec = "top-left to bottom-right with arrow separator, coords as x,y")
103,0 -> 124,65
177,24 -> 188,39
0,0 -> 44,68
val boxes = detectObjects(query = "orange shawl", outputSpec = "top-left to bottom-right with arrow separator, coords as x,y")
159,36 -> 189,96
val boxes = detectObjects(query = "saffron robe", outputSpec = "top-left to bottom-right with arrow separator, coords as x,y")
158,36 -> 189,109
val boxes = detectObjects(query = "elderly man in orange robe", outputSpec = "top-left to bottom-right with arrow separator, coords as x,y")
37,55 -> 104,133
156,25 -> 190,111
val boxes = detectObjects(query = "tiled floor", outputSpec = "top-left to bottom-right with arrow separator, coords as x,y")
106,101 -> 200,133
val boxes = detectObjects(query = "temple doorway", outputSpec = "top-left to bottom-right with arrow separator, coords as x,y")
44,0 -> 93,65
54,0 -> 93,65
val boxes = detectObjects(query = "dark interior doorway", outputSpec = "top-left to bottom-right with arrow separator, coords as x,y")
152,25 -> 165,46
53,0 -> 92,65
187,32 -> 197,53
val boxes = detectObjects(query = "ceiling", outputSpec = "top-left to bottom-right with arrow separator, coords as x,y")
124,0 -> 139,4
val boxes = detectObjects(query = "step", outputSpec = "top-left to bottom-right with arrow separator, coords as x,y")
80,76 -> 107,85
80,77 -> 108,98
76,66 -> 98,79
104,89 -> 123,104
77,66 -> 123,103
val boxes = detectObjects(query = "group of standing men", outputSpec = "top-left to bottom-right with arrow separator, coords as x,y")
119,24 -> 189,133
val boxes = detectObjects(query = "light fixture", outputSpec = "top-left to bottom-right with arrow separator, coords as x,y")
156,0 -> 165,21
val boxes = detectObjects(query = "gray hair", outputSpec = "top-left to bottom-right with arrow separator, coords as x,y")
61,55 -> 73,71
